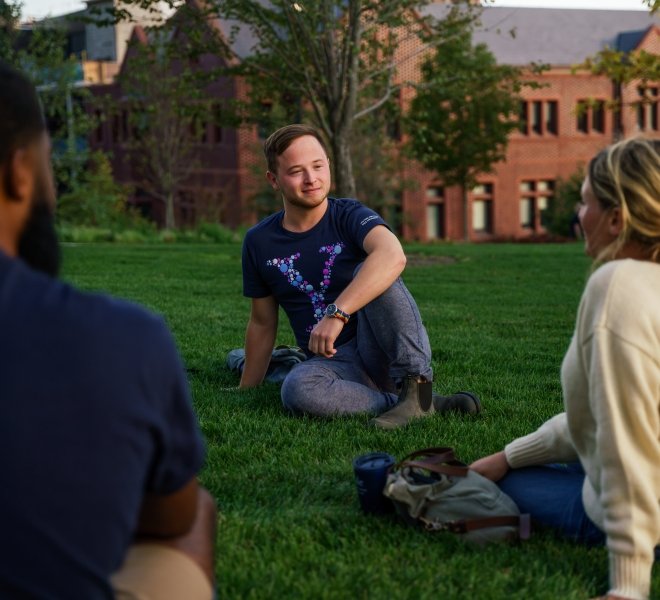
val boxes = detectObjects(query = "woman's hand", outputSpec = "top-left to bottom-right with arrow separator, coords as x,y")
470,451 -> 510,482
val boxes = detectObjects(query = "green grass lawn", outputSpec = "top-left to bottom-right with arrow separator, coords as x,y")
61,242 -> 659,599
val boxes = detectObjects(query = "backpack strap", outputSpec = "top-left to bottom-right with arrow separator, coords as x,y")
399,447 -> 457,463
400,460 -> 469,477
420,514 -> 532,540
397,447 -> 469,478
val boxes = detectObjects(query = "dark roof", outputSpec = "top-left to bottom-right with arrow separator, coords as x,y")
422,5 -> 659,66
616,28 -> 649,52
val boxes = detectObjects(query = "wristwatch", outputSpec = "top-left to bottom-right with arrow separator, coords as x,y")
325,304 -> 351,324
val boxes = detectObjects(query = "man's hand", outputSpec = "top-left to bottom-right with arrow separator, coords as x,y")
308,316 -> 344,358
470,451 -> 510,482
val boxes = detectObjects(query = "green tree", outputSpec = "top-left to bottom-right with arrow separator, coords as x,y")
350,109 -> 408,232
0,0 -> 21,62
57,151 -> 146,229
545,167 -> 585,239
115,23 -> 226,230
405,26 -> 524,240
211,0 -> 483,198
1,1 -> 94,191
577,0 -> 659,137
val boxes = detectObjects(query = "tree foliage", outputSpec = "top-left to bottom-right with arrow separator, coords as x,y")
88,0 -> 505,209
115,23 -> 226,229
209,0 -> 483,197
544,167 -> 585,239
405,25 -> 523,239
577,0 -> 660,134
57,151 -> 147,229
1,0 -> 94,191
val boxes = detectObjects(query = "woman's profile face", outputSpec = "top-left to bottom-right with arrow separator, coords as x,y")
579,176 -> 618,258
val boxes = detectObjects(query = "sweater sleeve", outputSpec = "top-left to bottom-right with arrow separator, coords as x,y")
504,412 -> 579,468
585,328 -> 659,600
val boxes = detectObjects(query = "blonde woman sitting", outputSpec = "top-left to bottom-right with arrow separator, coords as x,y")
472,137 -> 660,600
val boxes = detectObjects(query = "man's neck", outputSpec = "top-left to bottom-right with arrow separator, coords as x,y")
281,198 -> 329,233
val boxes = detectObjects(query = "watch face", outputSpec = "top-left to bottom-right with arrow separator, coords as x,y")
325,304 -> 337,315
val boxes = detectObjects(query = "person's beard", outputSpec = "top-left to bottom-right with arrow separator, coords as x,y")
17,174 -> 60,278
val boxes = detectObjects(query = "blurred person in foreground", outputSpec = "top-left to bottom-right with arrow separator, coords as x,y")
472,137 -> 660,600
0,61 -> 215,599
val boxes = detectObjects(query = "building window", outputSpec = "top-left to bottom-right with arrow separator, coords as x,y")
518,101 -> 528,134
520,181 -> 535,229
426,186 -> 445,239
637,86 -> 659,132
592,100 -> 605,133
519,100 -> 559,136
472,183 -> 494,234
519,179 -> 555,230
576,99 -> 606,134
546,101 -> 558,134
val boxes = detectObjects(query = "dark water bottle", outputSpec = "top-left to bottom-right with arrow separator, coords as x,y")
352,452 -> 396,515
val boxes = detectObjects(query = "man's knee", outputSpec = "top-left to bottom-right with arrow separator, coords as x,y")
281,365 -> 332,416
113,486 -> 217,600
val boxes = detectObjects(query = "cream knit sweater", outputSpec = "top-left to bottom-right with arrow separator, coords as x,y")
504,259 -> 660,600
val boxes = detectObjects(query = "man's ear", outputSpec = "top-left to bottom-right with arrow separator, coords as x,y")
608,207 -> 623,237
4,148 -> 34,203
266,170 -> 279,191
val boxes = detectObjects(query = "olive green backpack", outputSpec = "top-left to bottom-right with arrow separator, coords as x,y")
383,447 -> 531,545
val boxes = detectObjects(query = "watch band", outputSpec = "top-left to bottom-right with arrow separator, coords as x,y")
325,303 -> 350,324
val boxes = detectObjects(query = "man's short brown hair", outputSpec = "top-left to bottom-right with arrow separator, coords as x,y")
263,124 -> 329,174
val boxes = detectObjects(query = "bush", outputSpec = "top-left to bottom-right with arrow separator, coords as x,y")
546,167 -> 584,238
195,221 -> 241,243
57,152 -> 151,232
57,226 -> 115,243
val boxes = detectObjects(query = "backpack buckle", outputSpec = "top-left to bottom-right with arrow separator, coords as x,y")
444,519 -> 468,533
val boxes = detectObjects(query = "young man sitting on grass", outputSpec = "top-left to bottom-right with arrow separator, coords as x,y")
0,62 -> 215,599
239,124 -> 480,428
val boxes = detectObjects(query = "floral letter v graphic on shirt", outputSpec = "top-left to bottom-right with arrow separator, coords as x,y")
267,242 -> 346,331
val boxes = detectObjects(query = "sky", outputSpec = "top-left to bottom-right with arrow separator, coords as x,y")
20,0 -> 650,22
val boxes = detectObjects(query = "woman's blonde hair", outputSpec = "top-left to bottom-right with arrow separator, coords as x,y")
589,136 -> 660,264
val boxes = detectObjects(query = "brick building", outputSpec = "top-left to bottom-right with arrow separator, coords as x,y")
89,4 -> 261,227
89,4 -> 659,238
401,6 -> 660,241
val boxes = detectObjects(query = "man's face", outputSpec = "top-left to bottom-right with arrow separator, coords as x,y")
16,134 -> 60,277
267,135 -> 331,209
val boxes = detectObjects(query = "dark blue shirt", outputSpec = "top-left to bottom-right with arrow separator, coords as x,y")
242,198 -> 388,353
0,253 -> 205,599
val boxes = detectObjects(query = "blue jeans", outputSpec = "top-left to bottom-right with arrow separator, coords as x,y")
280,274 -> 432,417
499,463 -> 660,561
498,463 -> 606,545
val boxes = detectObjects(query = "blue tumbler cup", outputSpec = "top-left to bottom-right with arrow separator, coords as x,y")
353,452 -> 396,515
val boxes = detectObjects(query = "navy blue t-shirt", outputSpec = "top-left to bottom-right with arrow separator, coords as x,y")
0,253 -> 205,599
242,198 -> 388,352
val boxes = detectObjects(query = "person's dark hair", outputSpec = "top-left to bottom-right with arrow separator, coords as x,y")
0,61 -> 47,170
263,124 -> 329,173
588,136 -> 660,263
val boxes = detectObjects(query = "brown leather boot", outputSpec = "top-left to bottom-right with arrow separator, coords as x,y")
369,375 -> 434,429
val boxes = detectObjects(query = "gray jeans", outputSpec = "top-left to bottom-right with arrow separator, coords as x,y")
280,275 -> 432,416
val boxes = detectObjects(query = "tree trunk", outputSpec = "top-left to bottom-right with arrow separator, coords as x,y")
331,133 -> 357,198
165,192 -> 176,229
